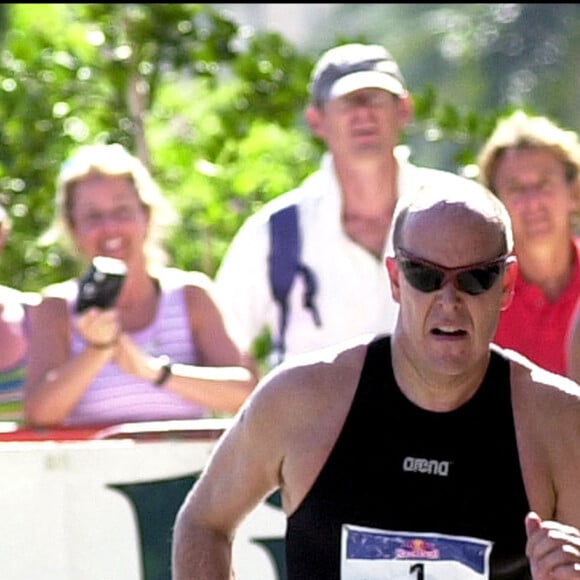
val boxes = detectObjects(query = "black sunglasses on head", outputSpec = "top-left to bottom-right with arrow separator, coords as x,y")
395,247 -> 512,296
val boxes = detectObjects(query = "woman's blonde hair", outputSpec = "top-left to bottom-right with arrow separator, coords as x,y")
40,143 -> 179,271
477,110 -> 580,227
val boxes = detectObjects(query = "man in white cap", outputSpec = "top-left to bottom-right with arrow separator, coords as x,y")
215,43 -> 457,368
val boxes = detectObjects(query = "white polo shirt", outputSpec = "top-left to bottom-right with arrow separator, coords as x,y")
215,151 -> 456,364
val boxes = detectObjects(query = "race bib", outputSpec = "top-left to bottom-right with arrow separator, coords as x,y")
341,524 -> 492,579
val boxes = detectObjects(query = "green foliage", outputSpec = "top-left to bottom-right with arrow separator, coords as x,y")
142,28 -> 319,276
409,83 -> 535,173
0,4 -> 329,290
0,3 -> 574,294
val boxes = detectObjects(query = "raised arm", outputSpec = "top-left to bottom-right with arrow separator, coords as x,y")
171,341 -> 363,579
171,373 -> 289,579
24,293 -> 121,426
515,362 -> 580,577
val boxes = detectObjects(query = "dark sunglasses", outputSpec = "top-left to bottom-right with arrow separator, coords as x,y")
395,247 -> 512,296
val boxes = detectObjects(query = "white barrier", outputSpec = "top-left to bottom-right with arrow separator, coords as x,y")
0,419 -> 286,580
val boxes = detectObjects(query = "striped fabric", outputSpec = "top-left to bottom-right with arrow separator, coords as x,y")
0,358 -> 26,423
66,269 -> 206,426
0,288 -> 35,425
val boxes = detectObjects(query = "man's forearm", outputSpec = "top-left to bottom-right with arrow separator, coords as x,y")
172,523 -> 234,580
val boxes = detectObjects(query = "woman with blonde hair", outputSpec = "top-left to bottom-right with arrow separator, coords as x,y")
24,143 -> 256,427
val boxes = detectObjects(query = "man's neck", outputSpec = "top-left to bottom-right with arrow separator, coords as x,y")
335,155 -> 399,257
390,332 -> 490,413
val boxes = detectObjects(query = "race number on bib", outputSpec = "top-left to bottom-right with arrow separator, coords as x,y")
341,524 -> 492,579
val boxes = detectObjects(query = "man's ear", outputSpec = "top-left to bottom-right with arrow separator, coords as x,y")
396,92 -> 413,129
500,257 -> 517,311
385,256 -> 401,304
305,104 -> 324,139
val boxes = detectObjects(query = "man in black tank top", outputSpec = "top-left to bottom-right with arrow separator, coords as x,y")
172,175 -> 580,580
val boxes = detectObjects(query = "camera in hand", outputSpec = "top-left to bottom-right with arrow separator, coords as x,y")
75,256 -> 127,313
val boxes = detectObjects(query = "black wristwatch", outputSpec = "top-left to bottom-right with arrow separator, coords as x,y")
155,355 -> 173,387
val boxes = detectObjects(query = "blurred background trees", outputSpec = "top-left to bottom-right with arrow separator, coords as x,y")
0,3 -> 578,291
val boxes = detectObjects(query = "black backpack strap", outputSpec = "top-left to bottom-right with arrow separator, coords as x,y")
268,204 -> 320,364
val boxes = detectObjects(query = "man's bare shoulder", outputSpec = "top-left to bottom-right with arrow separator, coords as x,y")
507,348 -> 580,434
243,334 -> 376,429
231,335 -> 378,512
504,349 -> 580,522
508,348 -> 580,402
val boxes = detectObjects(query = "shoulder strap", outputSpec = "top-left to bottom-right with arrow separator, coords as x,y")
269,204 -> 300,309
268,204 -> 320,365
